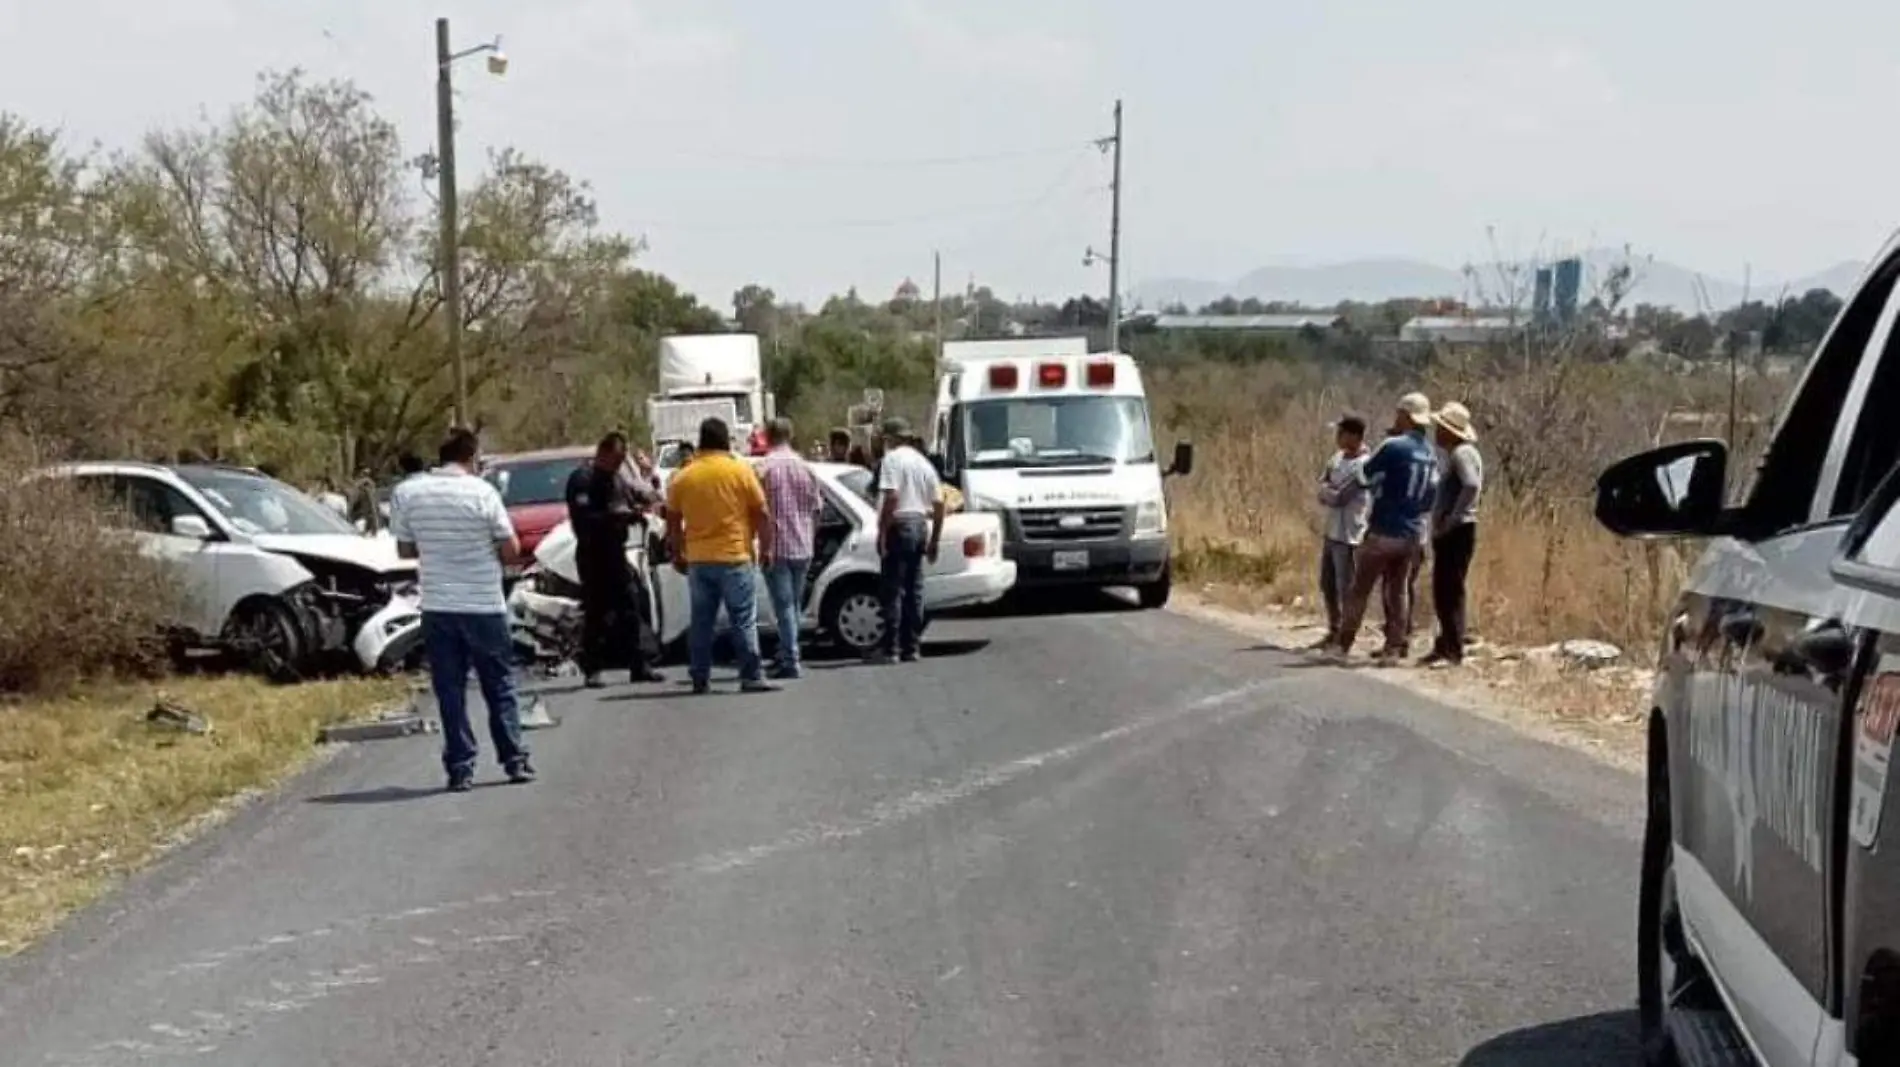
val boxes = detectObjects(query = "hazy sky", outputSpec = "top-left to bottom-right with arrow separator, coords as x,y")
6,0 -> 1898,307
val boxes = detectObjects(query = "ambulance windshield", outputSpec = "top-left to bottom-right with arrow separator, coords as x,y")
961,395 -> 1155,468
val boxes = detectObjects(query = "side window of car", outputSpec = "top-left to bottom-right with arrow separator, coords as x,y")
818,485 -> 853,529
70,474 -> 137,529
1834,287 -> 1900,517
119,477 -> 207,535
1741,251 -> 1900,532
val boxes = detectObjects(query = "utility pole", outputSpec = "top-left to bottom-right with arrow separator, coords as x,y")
432,19 -> 507,430
933,250 -> 944,365
1085,99 -> 1124,353
435,17 -> 465,429
1107,99 -> 1123,354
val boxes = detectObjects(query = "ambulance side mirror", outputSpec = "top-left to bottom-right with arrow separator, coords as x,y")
1165,441 -> 1194,478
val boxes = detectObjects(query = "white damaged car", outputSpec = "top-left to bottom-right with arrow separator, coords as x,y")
511,461 -> 1017,659
43,461 -> 424,679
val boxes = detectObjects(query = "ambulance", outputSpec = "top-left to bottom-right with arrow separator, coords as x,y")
925,338 -> 1192,608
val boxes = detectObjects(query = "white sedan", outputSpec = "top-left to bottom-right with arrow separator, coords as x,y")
515,461 -> 1016,658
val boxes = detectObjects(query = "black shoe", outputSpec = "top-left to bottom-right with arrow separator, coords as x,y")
446,773 -> 475,793
899,650 -> 920,663
739,678 -> 780,694
631,665 -> 666,684
862,650 -> 894,666
583,673 -> 607,690
767,662 -> 802,680
690,678 -> 711,695
507,759 -> 536,784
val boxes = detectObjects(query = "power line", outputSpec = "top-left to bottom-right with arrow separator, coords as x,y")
636,142 -> 1094,171
628,157 -> 1103,236
933,152 -> 1104,259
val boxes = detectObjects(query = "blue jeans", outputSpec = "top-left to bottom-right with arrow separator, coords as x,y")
688,562 -> 764,685
763,559 -> 810,672
879,517 -> 928,656
421,611 -> 525,777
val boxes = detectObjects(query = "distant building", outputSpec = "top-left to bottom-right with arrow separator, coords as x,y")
1142,313 -> 1343,334
1398,316 -> 1520,346
1553,258 -> 1582,326
1532,268 -> 1554,327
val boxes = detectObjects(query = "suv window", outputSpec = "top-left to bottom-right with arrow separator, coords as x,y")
80,474 -> 207,534
1835,297 -> 1900,517
1742,252 -> 1900,531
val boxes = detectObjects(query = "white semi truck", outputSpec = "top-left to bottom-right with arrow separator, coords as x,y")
648,334 -> 774,466
925,337 -> 1192,608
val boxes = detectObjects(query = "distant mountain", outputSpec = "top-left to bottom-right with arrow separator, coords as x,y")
1135,251 -> 1866,313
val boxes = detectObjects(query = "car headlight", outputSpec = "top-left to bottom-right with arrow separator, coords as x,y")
1133,496 -> 1167,538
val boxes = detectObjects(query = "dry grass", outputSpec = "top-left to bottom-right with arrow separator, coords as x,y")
0,439 -> 183,692
1155,358 -> 1784,654
0,674 -> 406,954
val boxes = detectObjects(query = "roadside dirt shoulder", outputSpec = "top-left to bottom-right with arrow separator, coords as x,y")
1171,587 -> 1650,773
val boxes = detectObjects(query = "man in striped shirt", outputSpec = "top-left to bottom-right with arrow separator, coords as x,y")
756,417 -> 823,679
389,429 -> 532,792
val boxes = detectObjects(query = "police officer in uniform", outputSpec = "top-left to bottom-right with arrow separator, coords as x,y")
565,432 -> 665,688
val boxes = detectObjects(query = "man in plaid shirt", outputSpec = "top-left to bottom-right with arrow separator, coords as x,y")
756,417 -> 823,679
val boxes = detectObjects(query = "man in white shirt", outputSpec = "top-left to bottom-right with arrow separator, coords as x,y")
869,417 -> 944,664
388,428 -> 532,792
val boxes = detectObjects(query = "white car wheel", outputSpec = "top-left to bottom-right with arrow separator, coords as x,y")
828,587 -> 885,654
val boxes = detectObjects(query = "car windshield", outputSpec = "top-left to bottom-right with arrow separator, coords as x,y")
484,458 -> 580,507
178,468 -> 359,537
961,395 -> 1155,468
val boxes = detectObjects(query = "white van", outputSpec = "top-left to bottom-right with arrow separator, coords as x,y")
926,339 -> 1192,608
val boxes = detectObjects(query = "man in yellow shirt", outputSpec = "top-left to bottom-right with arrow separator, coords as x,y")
664,417 -> 776,694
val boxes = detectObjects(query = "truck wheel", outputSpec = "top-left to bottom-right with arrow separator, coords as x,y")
1138,563 -> 1173,609
822,581 -> 885,656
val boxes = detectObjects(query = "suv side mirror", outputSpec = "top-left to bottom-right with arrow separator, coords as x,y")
1165,441 -> 1195,478
1594,439 -> 1727,538
169,514 -> 213,540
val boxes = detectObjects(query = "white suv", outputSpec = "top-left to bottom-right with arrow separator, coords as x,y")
42,461 -> 423,679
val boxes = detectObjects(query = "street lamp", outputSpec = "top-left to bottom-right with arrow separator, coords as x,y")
435,18 -> 506,430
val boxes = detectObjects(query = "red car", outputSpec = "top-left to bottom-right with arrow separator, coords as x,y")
480,446 -> 593,560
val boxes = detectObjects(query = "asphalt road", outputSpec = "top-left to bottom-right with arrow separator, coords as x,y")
0,598 -> 1646,1066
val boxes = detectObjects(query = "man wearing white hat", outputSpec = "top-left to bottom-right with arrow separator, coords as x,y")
1330,392 -> 1439,664
1424,401 -> 1483,667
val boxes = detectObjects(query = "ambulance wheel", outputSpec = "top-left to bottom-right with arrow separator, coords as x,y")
1138,564 -> 1173,609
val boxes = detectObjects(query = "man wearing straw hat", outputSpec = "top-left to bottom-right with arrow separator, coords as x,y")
1328,392 -> 1439,665
1423,401 -> 1483,667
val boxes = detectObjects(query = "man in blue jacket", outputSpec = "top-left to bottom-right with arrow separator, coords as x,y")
1327,392 -> 1439,665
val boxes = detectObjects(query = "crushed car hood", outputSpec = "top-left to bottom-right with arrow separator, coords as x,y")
251,533 -> 417,576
